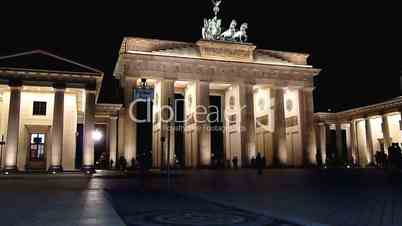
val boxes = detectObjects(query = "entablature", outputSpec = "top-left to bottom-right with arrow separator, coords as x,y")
117,53 -> 319,87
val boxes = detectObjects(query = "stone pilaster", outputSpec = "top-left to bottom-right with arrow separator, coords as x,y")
299,88 -> 317,165
48,84 -> 65,173
272,87 -> 287,166
3,81 -> 22,174
239,83 -> 256,167
81,89 -> 96,174
365,118 -> 374,164
109,116 -> 118,169
382,115 -> 391,151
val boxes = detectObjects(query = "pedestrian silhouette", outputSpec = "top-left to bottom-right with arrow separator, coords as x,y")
119,156 -> 127,172
232,156 -> 239,170
256,153 -> 263,175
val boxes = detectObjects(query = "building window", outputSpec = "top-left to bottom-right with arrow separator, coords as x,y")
30,133 -> 46,161
33,101 -> 47,116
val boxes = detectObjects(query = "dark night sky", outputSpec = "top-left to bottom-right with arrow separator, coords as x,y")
0,2 -> 401,112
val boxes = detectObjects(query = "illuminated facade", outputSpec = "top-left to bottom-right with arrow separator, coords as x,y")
0,50 -> 120,173
2,41 -> 400,172
0,37 -> 323,172
315,97 -> 402,167
114,37 -> 321,168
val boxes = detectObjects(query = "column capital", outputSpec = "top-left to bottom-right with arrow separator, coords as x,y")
271,86 -> 287,91
381,113 -> 392,118
53,83 -> 66,90
300,87 -> 315,92
85,89 -> 97,94
318,122 -> 327,127
8,80 -> 22,88
163,78 -> 177,82
9,86 -> 22,91
110,116 -> 118,120
238,80 -> 256,86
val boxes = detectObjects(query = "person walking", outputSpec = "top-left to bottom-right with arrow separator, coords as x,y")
256,152 -> 263,175
232,156 -> 239,170
119,156 -> 127,172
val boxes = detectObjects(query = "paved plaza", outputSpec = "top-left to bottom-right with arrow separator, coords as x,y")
0,169 -> 401,226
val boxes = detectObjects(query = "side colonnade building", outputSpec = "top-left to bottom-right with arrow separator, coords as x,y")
0,50 -> 121,173
315,97 -> 402,167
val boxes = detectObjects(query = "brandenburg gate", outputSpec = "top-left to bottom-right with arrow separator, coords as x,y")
113,1 -> 321,169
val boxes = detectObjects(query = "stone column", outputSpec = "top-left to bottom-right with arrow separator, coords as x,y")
81,89 -> 96,174
3,81 -> 22,174
123,80 -> 137,167
153,80 -> 175,168
365,117 -> 374,164
299,88 -> 317,165
196,80 -> 211,167
109,116 -> 118,169
239,83 -> 256,167
117,110 -> 125,160
273,87 -> 287,166
48,84 -> 65,173
349,120 -> 357,164
319,123 -> 327,165
382,114 -> 391,151
335,122 -> 343,161
161,80 -> 175,168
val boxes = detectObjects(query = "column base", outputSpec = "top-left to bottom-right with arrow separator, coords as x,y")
48,165 -> 63,174
2,166 -> 18,175
81,165 -> 96,174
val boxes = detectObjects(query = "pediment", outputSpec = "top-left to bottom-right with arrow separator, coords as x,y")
0,50 -> 101,75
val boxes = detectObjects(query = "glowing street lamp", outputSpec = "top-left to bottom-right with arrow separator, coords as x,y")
92,130 -> 103,142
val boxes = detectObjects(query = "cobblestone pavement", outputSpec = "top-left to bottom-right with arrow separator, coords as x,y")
0,169 -> 400,226
107,190 -> 304,226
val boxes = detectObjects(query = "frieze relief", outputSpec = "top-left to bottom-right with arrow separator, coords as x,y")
186,113 -> 196,125
286,116 -> 298,128
256,115 -> 269,128
229,114 -> 237,126
197,40 -> 256,62
123,54 -> 317,85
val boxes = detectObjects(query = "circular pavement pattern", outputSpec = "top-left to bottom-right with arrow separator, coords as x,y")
124,209 -> 302,226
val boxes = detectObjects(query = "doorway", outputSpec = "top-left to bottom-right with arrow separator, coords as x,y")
174,94 -> 185,168
27,133 -> 47,170
75,124 -> 83,169
210,96 -> 224,167
137,97 -> 153,165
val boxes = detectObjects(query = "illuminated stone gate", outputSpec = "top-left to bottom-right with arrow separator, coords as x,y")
113,37 -> 320,168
